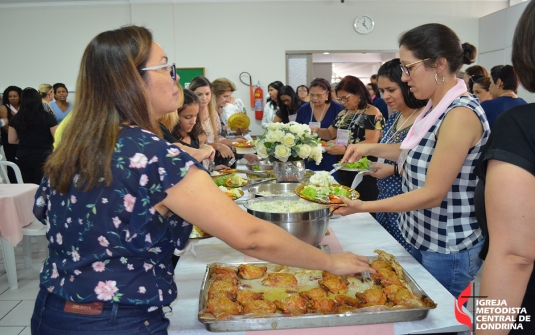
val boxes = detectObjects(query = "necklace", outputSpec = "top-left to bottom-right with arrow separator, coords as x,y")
381,108 -> 419,144
500,92 -> 517,98
310,103 -> 328,123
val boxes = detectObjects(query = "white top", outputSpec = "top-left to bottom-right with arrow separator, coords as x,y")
261,102 -> 278,129
222,98 -> 247,125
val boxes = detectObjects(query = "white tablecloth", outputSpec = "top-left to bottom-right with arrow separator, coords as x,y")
170,210 -> 471,335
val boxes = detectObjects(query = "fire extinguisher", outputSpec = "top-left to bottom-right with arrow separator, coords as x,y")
254,81 -> 264,120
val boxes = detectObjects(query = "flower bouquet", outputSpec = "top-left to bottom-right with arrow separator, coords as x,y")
254,122 -> 323,164
254,122 -> 322,182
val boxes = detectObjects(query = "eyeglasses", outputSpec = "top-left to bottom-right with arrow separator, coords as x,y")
309,92 -> 327,99
141,63 -> 176,81
337,93 -> 353,103
400,58 -> 429,76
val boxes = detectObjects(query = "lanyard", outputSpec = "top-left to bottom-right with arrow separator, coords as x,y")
380,108 -> 418,144
310,103 -> 328,124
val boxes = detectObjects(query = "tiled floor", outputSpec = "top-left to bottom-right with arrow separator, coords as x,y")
0,239 -> 483,335
0,237 -> 45,335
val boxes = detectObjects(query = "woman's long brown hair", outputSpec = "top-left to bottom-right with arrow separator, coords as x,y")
44,26 -> 161,193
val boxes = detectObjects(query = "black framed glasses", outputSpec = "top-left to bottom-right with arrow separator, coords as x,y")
400,58 -> 429,76
336,93 -> 353,103
141,63 -> 176,81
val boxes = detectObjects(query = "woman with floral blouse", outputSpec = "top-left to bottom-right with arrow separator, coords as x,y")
30,26 -> 372,334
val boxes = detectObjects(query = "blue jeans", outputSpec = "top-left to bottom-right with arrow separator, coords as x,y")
410,238 -> 484,298
31,288 -> 170,334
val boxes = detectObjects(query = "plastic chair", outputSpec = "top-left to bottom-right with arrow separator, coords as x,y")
0,160 -> 23,184
0,160 -> 47,268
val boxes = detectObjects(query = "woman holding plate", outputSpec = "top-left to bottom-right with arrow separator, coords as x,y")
310,76 -> 384,202
296,78 -> 344,177
337,23 -> 489,298
370,59 -> 427,251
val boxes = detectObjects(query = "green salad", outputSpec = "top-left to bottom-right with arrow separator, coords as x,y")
213,173 -> 247,187
300,185 -> 352,201
341,157 -> 371,170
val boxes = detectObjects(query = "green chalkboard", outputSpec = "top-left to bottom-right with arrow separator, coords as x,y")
177,67 -> 205,88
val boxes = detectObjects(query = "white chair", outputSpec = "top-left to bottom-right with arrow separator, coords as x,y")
0,160 -> 47,268
0,159 -> 23,184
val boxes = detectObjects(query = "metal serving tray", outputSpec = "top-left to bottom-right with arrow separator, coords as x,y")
197,261 -> 436,332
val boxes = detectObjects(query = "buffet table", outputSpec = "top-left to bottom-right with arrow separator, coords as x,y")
170,209 -> 471,334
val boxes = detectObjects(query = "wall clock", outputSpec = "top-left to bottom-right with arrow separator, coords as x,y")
354,15 -> 374,35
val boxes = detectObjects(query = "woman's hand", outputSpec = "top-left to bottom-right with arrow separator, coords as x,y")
217,143 -> 235,159
200,144 -> 216,161
332,196 -> 366,216
367,163 -> 394,179
327,253 -> 376,276
325,144 -> 346,155
244,154 -> 260,164
341,143 -> 371,164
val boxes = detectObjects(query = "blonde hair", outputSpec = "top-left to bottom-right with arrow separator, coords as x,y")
37,83 -> 53,99
159,83 -> 183,131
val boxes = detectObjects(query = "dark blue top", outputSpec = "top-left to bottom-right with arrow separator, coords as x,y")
34,126 -> 205,309
372,96 -> 389,121
480,96 -> 527,129
295,102 -> 344,174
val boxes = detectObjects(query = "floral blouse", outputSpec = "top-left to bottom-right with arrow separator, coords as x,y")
34,126 -> 205,310
332,106 -> 385,144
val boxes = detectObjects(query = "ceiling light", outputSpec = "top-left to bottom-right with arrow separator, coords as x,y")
323,52 -> 330,55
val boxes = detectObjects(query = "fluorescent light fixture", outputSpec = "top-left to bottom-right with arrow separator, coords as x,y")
323,52 -> 330,54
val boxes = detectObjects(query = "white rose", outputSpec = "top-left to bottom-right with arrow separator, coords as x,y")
274,144 -> 291,162
267,122 -> 282,131
289,123 -> 304,137
296,144 -> 312,159
282,133 -> 296,147
310,145 -> 323,164
266,129 -> 285,143
255,141 -> 269,158
312,152 -> 323,165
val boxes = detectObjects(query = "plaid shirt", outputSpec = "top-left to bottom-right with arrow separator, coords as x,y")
399,95 -> 490,253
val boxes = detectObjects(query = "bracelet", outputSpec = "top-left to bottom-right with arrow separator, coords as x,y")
393,164 -> 400,177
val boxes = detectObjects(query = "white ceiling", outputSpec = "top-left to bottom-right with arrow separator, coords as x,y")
0,0 -> 510,4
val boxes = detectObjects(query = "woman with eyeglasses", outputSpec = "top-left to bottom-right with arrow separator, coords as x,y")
463,64 -> 489,92
367,59 -> 427,252
31,26 -> 372,333
337,23 -> 490,298
471,76 -> 493,104
295,78 -> 344,177
296,85 -> 310,103
481,65 -> 527,129
309,76 -> 384,201
261,81 -> 284,129
274,85 -> 303,123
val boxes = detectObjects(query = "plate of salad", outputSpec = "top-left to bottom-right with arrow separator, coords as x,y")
295,184 -> 359,205
339,157 -> 372,172
213,173 -> 249,188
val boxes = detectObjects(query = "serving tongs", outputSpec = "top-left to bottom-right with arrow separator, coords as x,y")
329,162 -> 347,175
241,178 -> 276,191
235,169 -> 270,178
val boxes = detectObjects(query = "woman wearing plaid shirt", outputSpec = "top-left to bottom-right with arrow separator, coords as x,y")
336,23 -> 490,298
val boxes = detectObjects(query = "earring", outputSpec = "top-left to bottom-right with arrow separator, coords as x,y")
434,73 -> 445,85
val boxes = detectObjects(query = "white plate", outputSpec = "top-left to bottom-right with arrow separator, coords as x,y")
339,168 -> 370,172
236,147 -> 256,154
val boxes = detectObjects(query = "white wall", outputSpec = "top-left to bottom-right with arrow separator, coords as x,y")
478,0 -> 533,102
0,1 -> 507,134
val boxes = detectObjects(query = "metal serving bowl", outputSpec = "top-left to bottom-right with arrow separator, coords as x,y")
249,183 -> 299,197
246,159 -> 273,171
243,196 -> 329,246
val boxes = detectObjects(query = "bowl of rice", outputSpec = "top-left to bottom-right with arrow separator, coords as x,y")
244,196 -> 329,246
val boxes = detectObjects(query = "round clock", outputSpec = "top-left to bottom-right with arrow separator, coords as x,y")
354,15 -> 374,35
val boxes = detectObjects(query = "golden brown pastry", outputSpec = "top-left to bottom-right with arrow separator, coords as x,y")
238,264 -> 268,280
261,273 -> 298,287
243,300 -> 277,314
